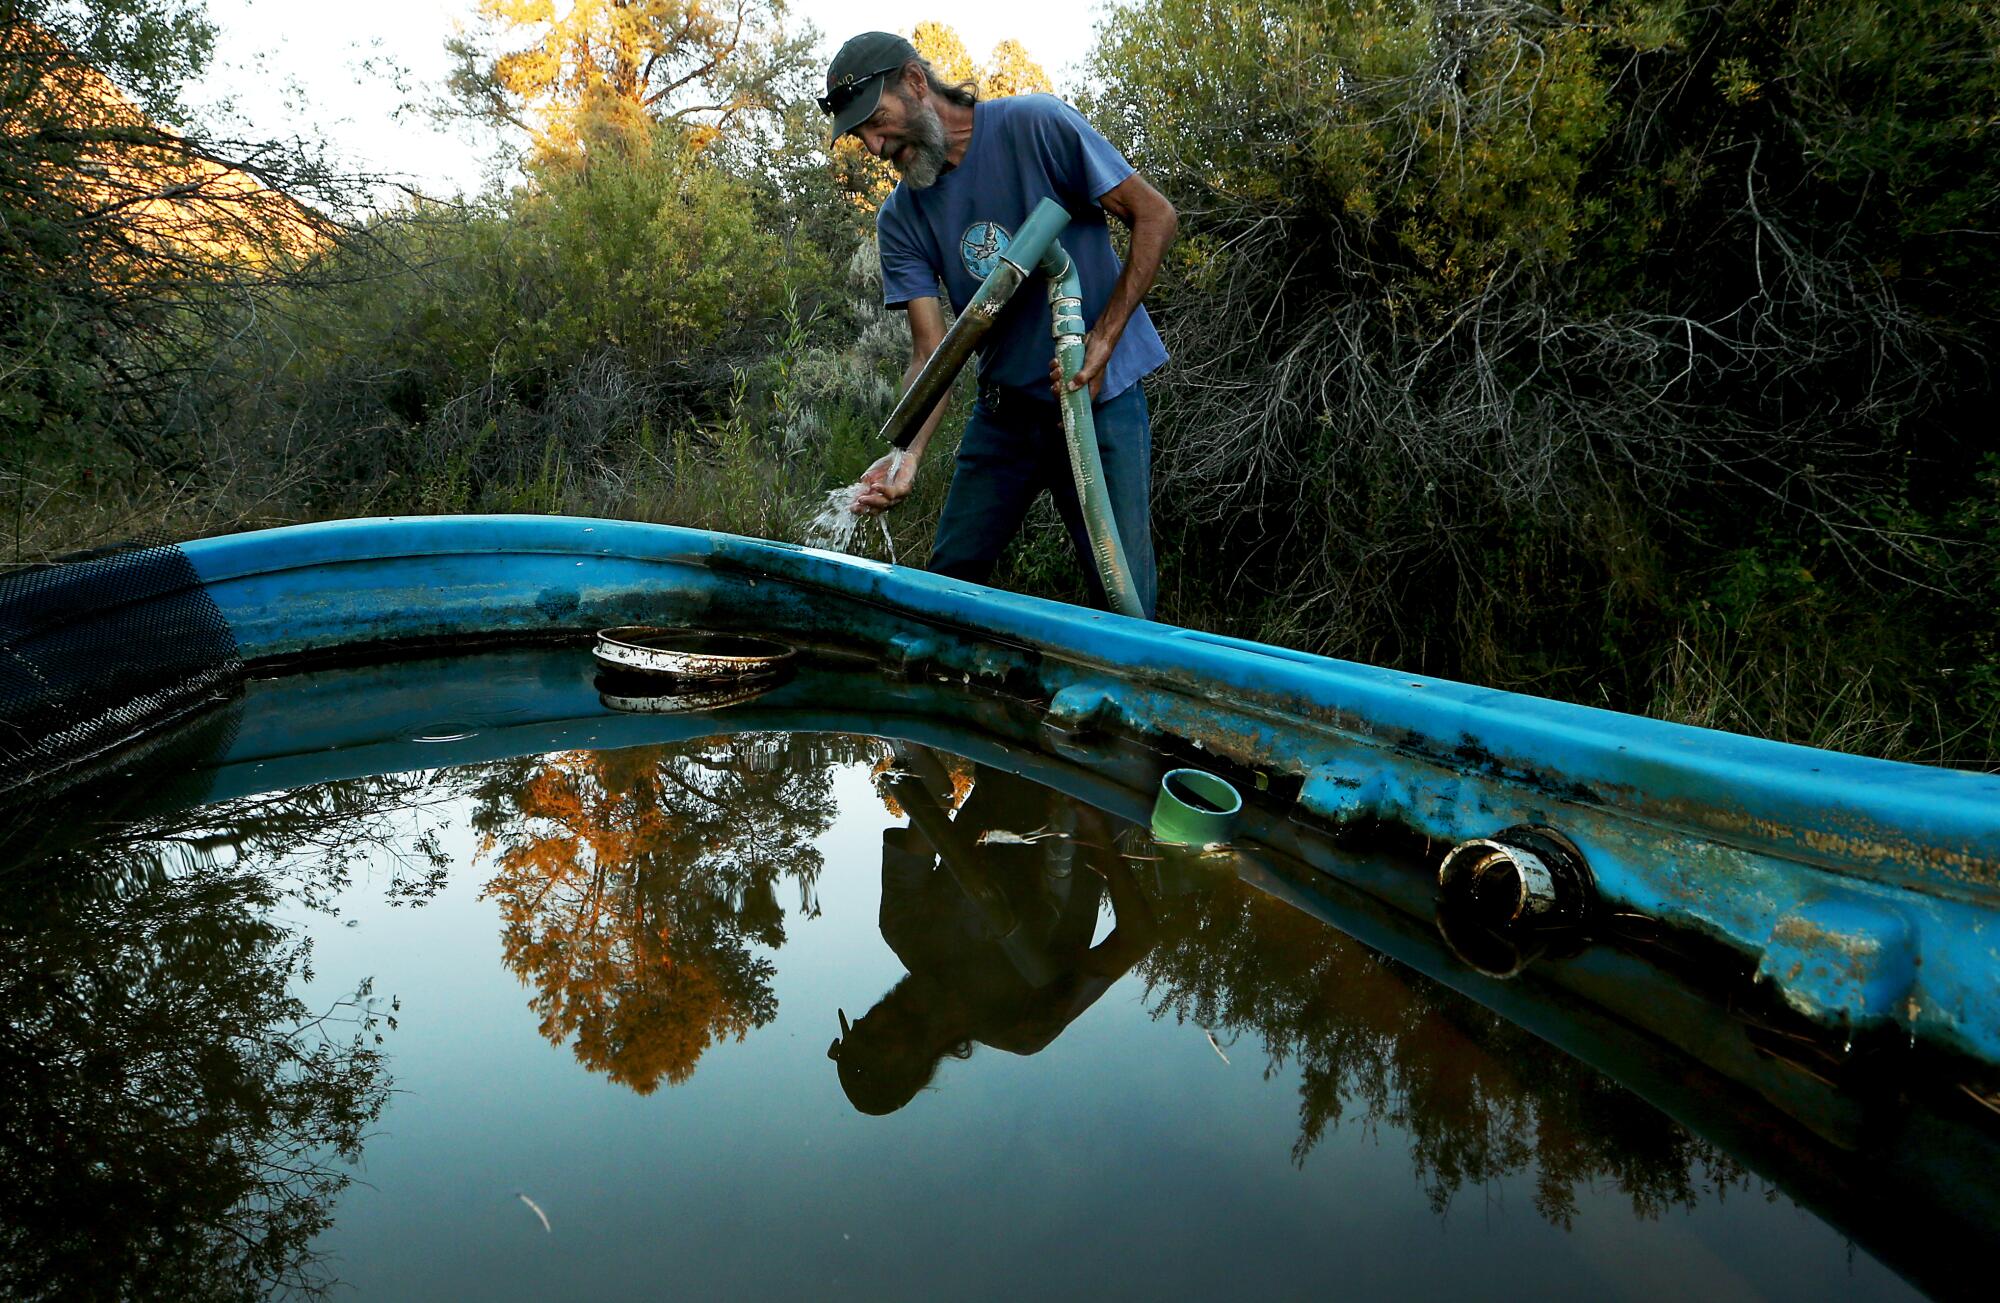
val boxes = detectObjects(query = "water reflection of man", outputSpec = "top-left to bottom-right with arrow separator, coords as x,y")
830,751 -> 1158,1115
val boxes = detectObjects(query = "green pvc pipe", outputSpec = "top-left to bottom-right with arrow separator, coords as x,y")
876,197 -> 1147,618
1150,768 -> 1243,847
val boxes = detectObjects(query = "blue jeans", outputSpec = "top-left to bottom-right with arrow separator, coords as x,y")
928,382 -> 1157,618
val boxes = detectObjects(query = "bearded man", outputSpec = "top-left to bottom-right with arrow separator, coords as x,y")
821,32 -> 1177,617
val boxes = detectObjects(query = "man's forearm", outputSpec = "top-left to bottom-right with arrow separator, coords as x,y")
897,356 -> 952,460
895,296 -> 951,460
1093,202 -> 1178,349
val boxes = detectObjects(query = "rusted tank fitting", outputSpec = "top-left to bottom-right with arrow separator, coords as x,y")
593,629 -> 795,680
1437,826 -> 1593,930
594,674 -> 782,714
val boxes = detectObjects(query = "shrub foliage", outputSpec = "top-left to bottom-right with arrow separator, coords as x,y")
1085,0 -> 1999,760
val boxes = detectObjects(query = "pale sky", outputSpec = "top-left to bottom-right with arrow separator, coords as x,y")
189,0 -> 1114,203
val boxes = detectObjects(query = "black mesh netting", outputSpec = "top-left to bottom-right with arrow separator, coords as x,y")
1,538 -> 243,795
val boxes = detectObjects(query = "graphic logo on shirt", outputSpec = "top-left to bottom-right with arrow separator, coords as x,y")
960,221 -> 1011,279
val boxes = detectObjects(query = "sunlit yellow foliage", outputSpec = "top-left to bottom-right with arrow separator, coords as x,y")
1,24 -> 324,271
454,0 -> 804,161
909,21 -> 1053,102
911,20 -> 976,89
981,39 -> 1052,99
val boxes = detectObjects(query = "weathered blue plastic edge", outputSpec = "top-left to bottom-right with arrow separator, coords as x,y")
178,514 -> 2000,1059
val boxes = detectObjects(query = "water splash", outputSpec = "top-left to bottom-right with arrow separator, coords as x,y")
802,449 -> 904,563
804,482 -> 869,553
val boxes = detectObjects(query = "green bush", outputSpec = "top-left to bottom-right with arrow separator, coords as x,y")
1085,0 -> 2000,762
210,126 -> 813,515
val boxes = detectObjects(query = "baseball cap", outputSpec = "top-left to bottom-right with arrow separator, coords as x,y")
820,32 -> 919,138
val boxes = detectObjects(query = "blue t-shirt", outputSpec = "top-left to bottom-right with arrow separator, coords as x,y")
876,94 -> 1168,402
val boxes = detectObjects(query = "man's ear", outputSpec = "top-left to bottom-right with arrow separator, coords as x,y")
900,61 -> 928,102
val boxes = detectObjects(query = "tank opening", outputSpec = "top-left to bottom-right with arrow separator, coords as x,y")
1437,827 -> 1594,932
1166,772 -> 1233,813
1470,854 -> 1527,918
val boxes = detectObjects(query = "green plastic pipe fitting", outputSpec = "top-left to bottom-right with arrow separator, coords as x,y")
1151,768 -> 1242,847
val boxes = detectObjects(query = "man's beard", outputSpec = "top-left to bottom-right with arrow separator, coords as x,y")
894,97 -> 949,189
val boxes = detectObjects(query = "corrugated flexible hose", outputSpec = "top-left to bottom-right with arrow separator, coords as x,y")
1043,244 -> 1147,619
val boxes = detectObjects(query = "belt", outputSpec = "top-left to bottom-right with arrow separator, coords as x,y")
976,379 -> 1060,420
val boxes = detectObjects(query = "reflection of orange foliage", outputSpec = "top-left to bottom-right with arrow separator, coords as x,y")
479,751 -> 763,1093
5,25 -> 327,270
945,758 -> 975,810
474,738 -> 840,1095
870,755 -> 905,817
871,751 -> 974,817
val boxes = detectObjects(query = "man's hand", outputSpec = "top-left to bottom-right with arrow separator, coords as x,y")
851,448 -> 920,516
1049,330 -> 1110,401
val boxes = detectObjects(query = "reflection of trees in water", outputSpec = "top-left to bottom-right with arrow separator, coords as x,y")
471,735 -> 869,1094
1140,880 -> 1751,1225
0,772 -> 448,1301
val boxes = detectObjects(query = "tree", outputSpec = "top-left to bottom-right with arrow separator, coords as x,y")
908,23 -> 1052,101
446,0 -> 817,160
1,2 -> 347,477
1084,0 -> 2000,762
910,19 -> 975,89
981,38 -> 1050,98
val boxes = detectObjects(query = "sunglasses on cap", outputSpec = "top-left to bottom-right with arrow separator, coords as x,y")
816,65 -> 903,117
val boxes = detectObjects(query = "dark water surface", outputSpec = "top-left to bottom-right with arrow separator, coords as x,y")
0,651 -> 1978,1301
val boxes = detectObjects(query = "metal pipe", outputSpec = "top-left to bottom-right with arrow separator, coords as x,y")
877,260 -> 1023,450
877,197 -> 1074,451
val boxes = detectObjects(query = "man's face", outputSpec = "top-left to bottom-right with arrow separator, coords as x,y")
853,83 -> 948,189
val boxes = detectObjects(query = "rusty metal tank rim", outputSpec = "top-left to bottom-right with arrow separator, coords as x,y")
591,627 -> 796,679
